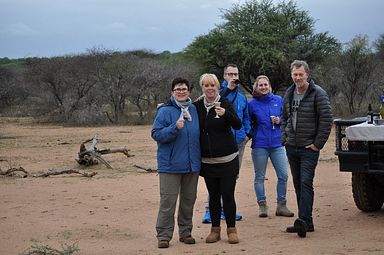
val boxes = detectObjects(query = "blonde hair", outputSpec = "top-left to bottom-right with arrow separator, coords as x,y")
199,73 -> 220,89
253,75 -> 272,93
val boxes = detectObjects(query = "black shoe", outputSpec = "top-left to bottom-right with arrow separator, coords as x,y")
293,218 -> 308,238
286,224 -> 314,233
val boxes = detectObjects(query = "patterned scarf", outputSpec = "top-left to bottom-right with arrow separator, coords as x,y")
203,94 -> 221,114
173,96 -> 193,121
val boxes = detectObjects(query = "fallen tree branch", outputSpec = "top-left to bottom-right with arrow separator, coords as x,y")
0,167 -> 97,178
32,168 -> 97,177
98,148 -> 132,157
134,164 -> 157,173
0,167 -> 28,177
76,135 -> 133,169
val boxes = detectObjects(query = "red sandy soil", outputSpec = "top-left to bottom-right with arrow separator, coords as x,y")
1,117 -> 383,255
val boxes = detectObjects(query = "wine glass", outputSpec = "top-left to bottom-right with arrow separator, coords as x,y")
214,102 -> 221,118
270,115 -> 275,129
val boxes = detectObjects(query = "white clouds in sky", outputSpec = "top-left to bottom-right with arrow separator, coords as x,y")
2,22 -> 38,36
0,0 -> 383,58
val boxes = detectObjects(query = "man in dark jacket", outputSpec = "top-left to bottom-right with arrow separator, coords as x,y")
281,60 -> 333,238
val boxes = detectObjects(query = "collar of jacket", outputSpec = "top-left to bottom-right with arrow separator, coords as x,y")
288,79 -> 316,101
255,92 -> 273,102
158,97 -> 179,110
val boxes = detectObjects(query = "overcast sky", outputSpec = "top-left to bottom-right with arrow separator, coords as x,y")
0,0 -> 383,59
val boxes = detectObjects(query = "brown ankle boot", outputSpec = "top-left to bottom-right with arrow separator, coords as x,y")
206,226 -> 221,243
227,227 -> 239,244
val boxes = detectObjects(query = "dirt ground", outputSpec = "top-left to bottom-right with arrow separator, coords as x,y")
1,117 -> 384,255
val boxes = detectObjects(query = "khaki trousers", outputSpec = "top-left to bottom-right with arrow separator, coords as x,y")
156,172 -> 199,241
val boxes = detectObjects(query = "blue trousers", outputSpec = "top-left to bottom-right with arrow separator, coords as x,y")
285,145 -> 319,225
251,146 -> 289,202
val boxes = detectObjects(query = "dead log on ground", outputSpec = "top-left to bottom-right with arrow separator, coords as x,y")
134,164 -> 157,173
32,168 -> 97,177
0,167 -> 97,178
76,135 -> 133,169
0,167 -> 28,177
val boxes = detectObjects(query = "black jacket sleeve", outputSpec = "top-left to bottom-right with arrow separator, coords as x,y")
222,99 -> 242,130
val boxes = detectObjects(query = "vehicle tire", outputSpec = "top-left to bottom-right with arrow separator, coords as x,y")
352,172 -> 384,212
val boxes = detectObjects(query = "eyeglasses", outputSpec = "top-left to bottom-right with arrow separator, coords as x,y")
225,73 -> 239,77
173,88 -> 188,93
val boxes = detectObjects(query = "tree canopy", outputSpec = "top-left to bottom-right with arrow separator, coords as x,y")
185,0 -> 340,92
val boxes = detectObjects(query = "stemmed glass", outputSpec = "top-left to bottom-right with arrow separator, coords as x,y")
214,102 -> 221,118
270,115 -> 275,129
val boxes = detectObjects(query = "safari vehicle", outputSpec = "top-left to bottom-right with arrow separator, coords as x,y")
334,119 -> 384,212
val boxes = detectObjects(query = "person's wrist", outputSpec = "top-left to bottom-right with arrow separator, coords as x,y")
227,82 -> 235,90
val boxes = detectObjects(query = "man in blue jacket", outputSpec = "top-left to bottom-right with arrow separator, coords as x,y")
152,78 -> 201,248
202,64 -> 251,223
220,64 -> 251,165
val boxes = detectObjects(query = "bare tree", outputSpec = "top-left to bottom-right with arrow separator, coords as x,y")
24,55 -> 100,122
126,59 -> 170,121
337,35 -> 378,114
61,56 -> 100,120
126,58 -> 199,122
17,49 -> 200,124
0,66 -> 27,112
96,53 -> 141,123
374,33 -> 384,61
24,57 -> 68,116
96,50 -> 199,124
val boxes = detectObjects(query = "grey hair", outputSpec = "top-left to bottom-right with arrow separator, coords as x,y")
290,60 -> 309,74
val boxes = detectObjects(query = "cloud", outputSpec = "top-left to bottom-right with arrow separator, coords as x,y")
3,22 -> 37,36
99,22 -> 162,36
199,3 -> 213,9
101,22 -> 134,34
145,26 -> 163,32
227,0 -> 246,5
104,22 -> 127,30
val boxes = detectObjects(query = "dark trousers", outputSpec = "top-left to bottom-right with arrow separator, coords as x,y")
286,145 -> 319,226
204,175 -> 237,228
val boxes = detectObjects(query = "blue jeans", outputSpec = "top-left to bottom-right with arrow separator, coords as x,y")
251,146 -> 289,202
285,145 -> 319,225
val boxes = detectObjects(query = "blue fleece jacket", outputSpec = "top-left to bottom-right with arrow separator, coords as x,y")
220,80 -> 251,144
248,93 -> 283,149
151,97 -> 201,173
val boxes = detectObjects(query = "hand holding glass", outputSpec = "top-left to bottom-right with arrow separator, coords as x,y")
214,102 -> 221,118
270,116 -> 275,129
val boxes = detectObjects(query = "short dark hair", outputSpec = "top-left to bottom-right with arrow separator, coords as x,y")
171,77 -> 190,91
224,64 -> 238,73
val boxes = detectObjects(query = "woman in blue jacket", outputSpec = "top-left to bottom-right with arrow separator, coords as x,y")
248,75 -> 294,218
151,78 -> 201,249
